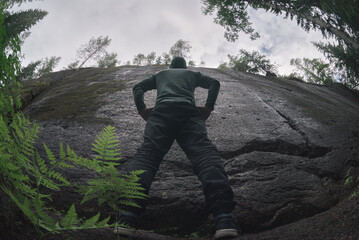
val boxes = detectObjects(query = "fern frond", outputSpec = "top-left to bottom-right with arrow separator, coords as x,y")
1,160 -> 20,171
96,215 -> 111,227
57,161 -> 74,169
7,171 -> 30,182
81,212 -> 100,228
36,152 -> 48,175
56,143 -> 74,168
43,143 -> 56,166
47,170 -> 70,186
60,203 -> 80,229
91,125 -> 121,163
80,195 -> 94,205
2,187 -> 41,230
54,222 -> 62,231
117,200 -> 142,209
59,142 -> 66,160
34,198 -> 56,228
10,113 -> 38,158
41,178 -> 61,191
66,145 -> 91,166
0,116 -> 11,142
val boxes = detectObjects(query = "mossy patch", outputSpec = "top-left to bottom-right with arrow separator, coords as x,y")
21,81 -> 51,108
28,67 -> 125,124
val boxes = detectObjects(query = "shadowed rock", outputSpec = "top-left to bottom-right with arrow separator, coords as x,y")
22,66 -> 359,238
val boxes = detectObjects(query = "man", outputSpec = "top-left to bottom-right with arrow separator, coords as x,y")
115,57 -> 239,239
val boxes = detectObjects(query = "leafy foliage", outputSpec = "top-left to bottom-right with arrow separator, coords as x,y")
36,56 -> 61,77
0,113 -> 73,234
201,0 -> 359,88
1,2 -> 129,237
169,39 -> 192,59
1,2 -> 22,124
314,42 -> 359,89
202,0 -> 260,41
133,53 -> 146,66
161,52 -> 171,65
66,60 -> 80,70
0,115 -> 144,236
18,56 -> 62,81
290,58 -> 334,85
344,167 -> 359,199
220,49 -> 277,75
17,59 -> 42,80
3,7 -> 47,42
77,126 -> 147,211
98,52 -> 118,68
145,51 -> 156,65
74,35 -> 112,69
131,39 -> 196,66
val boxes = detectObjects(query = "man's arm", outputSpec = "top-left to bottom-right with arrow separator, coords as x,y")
196,73 -> 220,111
132,75 -> 156,114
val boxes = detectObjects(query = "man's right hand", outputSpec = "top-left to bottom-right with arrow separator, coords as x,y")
139,107 -> 153,121
197,106 -> 212,120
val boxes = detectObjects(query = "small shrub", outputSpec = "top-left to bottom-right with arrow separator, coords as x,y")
344,167 -> 359,198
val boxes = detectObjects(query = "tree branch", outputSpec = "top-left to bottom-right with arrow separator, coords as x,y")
265,2 -> 359,51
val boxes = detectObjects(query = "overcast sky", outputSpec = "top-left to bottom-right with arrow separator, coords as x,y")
14,0 -> 330,75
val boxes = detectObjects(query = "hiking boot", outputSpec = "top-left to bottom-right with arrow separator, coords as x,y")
213,213 -> 240,240
113,211 -> 138,237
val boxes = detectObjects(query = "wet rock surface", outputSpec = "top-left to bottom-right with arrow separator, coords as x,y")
22,66 -> 359,239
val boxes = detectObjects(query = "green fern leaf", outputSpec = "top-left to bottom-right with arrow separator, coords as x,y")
82,213 -> 100,228
54,222 -> 62,230
0,116 -> 11,142
8,172 -> 30,182
36,152 -> 48,175
61,203 -> 80,229
57,144 -> 74,168
41,178 -> 60,191
43,143 -> 56,165
2,161 -> 20,171
80,195 -> 93,205
59,142 -> 66,160
47,170 -> 69,186
12,181 -> 36,196
34,198 -> 56,228
91,125 -> 121,162
117,200 -> 142,209
96,215 -> 111,227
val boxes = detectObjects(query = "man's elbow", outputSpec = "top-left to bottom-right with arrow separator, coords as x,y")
212,80 -> 220,90
132,83 -> 141,94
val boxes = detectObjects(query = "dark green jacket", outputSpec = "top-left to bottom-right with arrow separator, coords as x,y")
133,69 -> 220,113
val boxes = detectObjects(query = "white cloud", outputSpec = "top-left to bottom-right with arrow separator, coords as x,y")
15,0 -> 330,75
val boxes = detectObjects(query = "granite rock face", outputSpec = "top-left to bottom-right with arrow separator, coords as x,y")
23,66 -> 359,236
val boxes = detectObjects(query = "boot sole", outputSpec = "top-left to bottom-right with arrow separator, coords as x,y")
113,226 -> 136,237
213,228 -> 239,239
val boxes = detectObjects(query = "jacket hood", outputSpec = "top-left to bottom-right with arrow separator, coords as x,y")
169,57 -> 187,69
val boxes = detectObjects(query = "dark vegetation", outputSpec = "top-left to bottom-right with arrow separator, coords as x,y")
1,2 -> 145,239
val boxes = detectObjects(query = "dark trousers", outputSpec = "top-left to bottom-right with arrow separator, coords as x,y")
127,102 -> 235,216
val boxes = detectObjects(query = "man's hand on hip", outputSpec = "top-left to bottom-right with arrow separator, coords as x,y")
197,106 -> 212,120
139,107 -> 153,121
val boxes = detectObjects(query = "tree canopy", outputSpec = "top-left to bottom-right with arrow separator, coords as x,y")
1,0 -> 47,120
219,49 -> 277,76
169,39 -> 192,59
290,58 -> 334,84
131,40 -> 195,67
75,36 -> 111,69
202,0 -> 359,88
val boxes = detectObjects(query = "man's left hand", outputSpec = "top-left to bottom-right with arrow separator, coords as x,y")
139,107 -> 153,121
197,106 -> 212,120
